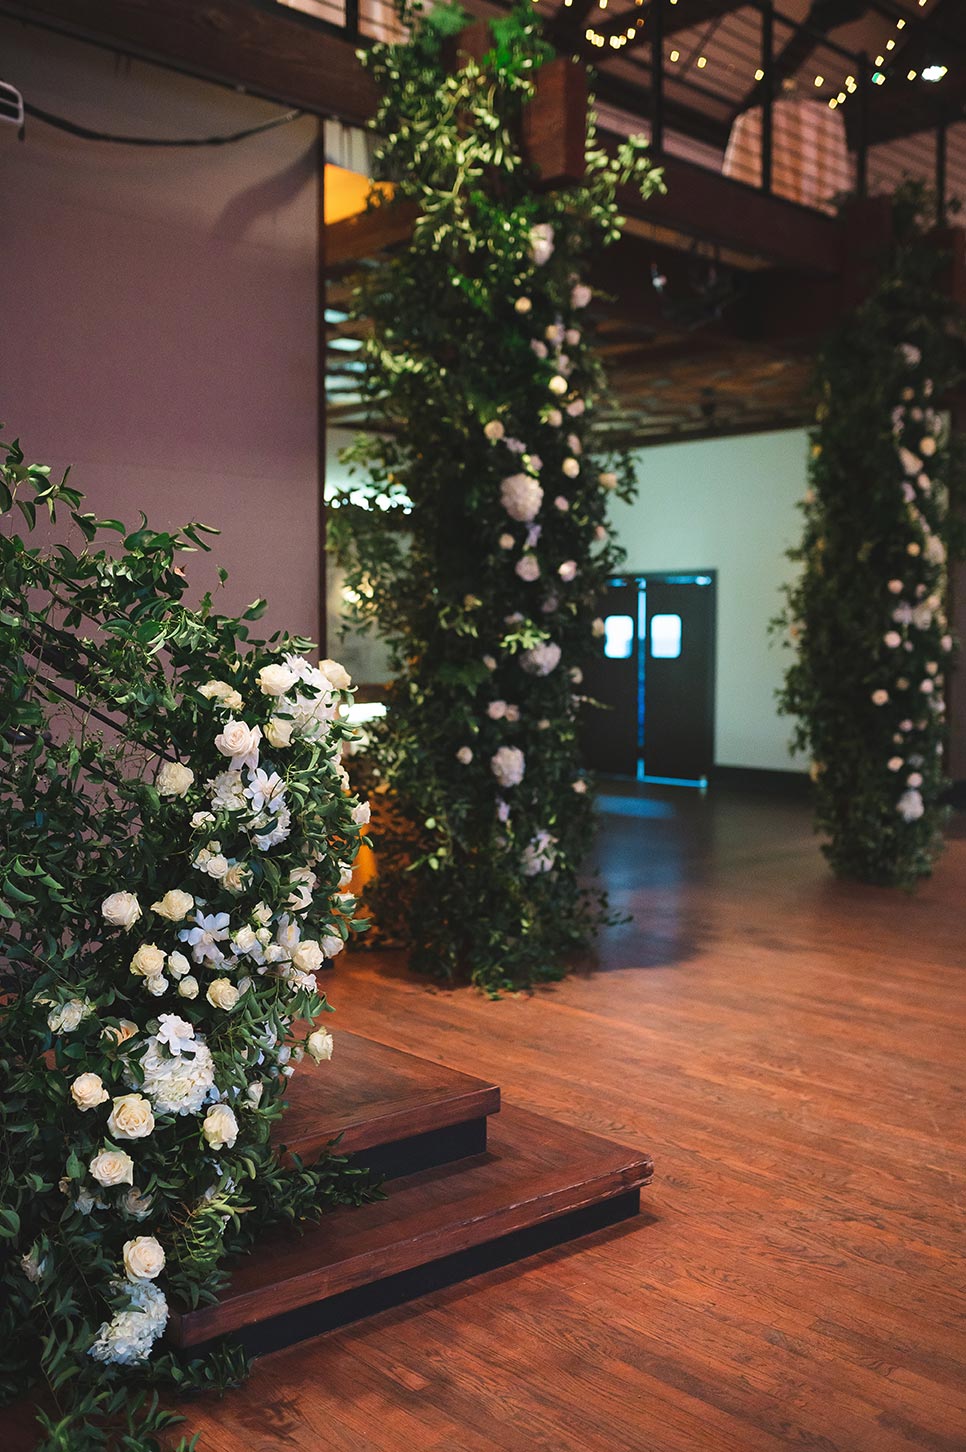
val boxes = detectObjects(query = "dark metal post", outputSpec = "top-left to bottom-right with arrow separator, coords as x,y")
345,0 -> 360,43
650,0 -> 665,156
855,52 -> 869,199
760,1 -> 773,195
937,110 -> 948,224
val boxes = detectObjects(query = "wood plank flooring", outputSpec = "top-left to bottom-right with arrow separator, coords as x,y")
15,784 -> 966,1451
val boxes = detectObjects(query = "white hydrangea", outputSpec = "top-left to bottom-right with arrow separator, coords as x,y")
500,474 -> 543,523
136,1033 -> 216,1116
491,746 -> 525,789
521,831 -> 558,876
520,641 -> 562,677
88,1281 -> 169,1366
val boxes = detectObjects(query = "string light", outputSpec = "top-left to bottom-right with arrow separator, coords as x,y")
828,98 -> 838,108
754,67 -> 764,81
814,75 -> 824,87
872,71 -> 886,85
669,49 -> 680,62
696,55 -> 707,68
896,17 -> 906,28
886,38 -> 895,50
907,69 -> 918,80
875,54 -> 884,65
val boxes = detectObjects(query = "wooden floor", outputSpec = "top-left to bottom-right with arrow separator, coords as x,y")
38,786 -> 966,1450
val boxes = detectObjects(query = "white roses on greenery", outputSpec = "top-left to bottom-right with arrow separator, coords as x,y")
123,1237 -> 165,1283
529,222 -> 554,265
90,1149 -> 135,1188
521,641 -> 562,676
130,943 -> 166,980
500,474 -> 543,523
101,892 -> 141,930
198,679 -> 243,710
490,746 -> 525,789
155,761 -> 194,798
307,1027 -> 334,1063
202,1104 -> 239,1150
151,889 -> 194,922
71,1073 -> 110,1112
257,662 -> 298,697
214,718 -> 262,770
108,1094 -> 156,1140
206,977 -> 240,1011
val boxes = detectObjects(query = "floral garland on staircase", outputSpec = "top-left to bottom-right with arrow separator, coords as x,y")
0,436 -> 371,1451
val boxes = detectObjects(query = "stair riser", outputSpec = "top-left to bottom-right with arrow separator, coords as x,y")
185,1189 -> 644,1361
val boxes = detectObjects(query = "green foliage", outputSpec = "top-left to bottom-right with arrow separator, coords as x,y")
0,435 -> 374,1448
330,2 -> 661,992
776,189 -> 966,886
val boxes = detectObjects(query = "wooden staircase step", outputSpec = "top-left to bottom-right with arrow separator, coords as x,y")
169,1104 -> 653,1354
275,1031 -> 500,1177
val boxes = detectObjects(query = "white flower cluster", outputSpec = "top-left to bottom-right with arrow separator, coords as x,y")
867,342 -> 951,827
521,831 -> 558,877
41,650 -> 366,1367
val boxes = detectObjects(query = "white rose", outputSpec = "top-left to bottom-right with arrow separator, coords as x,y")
257,663 -> 298,697
166,951 -> 191,979
198,679 -> 243,711
202,1103 -> 239,1150
558,560 -> 578,583
307,1027 -> 334,1063
515,555 -> 540,582
71,1072 -> 109,1112
265,716 -> 294,749
352,801 -> 371,826
177,975 -> 199,999
456,746 -> 473,765
206,978 -> 240,1011
920,435 -> 937,457
156,761 -> 194,798
130,943 -> 166,979
223,864 -> 250,895
122,1187 -> 154,1221
484,419 -> 505,441
872,689 -> 889,706
566,398 -> 586,417
151,890 -> 194,922
883,631 -> 902,648
546,408 -> 563,427
89,1149 -> 135,1187
562,458 -> 580,479
247,1081 -> 264,1108
320,659 -> 352,690
320,934 -> 345,959
123,1235 -> 165,1282
592,617 -> 605,637
104,1019 -> 139,1047
514,296 -> 532,314
47,998 -> 91,1034
292,939 -> 325,974
213,719 -> 261,768
548,375 -> 568,396
571,283 -> 592,308
108,1094 -> 155,1141
144,975 -> 168,998
500,474 -> 543,524
598,471 -> 618,490
101,892 -> 141,931
203,854 -> 230,880
529,222 -> 554,265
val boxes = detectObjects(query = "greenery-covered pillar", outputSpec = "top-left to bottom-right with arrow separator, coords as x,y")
778,191 -> 965,887
330,3 -> 661,991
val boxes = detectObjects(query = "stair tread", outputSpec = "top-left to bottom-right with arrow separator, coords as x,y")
275,1031 -> 500,1162
171,1103 -> 653,1346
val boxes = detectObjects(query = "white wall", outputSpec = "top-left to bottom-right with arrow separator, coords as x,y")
0,19 -> 321,641
610,429 -> 808,772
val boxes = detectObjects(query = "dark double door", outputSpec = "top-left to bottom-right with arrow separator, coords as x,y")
582,573 -> 716,783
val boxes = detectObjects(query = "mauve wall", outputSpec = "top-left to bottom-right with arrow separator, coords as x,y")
0,19 -> 321,642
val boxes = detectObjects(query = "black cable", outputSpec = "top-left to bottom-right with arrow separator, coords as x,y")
22,99 -> 304,147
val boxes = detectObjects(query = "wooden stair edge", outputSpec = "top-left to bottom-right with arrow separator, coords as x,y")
170,1104 -> 653,1347
275,1030 -> 501,1163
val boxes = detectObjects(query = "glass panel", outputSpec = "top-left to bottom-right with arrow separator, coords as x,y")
603,614 -> 634,660
650,613 -> 682,659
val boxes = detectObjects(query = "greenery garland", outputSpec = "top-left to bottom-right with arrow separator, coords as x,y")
0,436 -> 372,1450
330,1 -> 661,992
777,189 -> 966,887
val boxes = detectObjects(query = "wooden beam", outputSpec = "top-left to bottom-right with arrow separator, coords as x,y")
620,156 -> 843,274
0,0 -> 377,123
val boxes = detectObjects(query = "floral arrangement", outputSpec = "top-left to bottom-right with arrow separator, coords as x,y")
329,0 -> 662,992
0,436 -> 372,1450
777,189 -> 965,886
